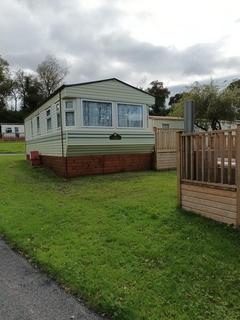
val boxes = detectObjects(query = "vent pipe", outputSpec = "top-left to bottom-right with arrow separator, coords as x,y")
184,100 -> 195,133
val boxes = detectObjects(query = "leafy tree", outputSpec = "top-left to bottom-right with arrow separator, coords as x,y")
228,79 -> 240,90
0,56 -> 12,109
170,81 -> 240,130
168,93 -> 184,107
15,70 -> 45,115
37,55 -> 68,98
147,81 -> 170,116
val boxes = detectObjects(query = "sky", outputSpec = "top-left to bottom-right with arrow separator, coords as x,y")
0,0 -> 240,91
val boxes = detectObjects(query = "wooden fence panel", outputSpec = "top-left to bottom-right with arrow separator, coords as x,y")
154,128 -> 178,170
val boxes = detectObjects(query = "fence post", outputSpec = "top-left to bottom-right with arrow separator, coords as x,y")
236,125 -> 240,226
153,127 -> 158,170
176,131 -> 182,207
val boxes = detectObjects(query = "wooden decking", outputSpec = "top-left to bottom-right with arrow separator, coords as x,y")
177,128 -> 240,226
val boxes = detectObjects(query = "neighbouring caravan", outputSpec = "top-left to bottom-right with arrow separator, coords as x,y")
25,78 -> 155,177
148,116 -> 184,131
0,123 -> 25,140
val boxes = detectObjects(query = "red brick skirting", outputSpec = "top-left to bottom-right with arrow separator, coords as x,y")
38,153 -> 153,178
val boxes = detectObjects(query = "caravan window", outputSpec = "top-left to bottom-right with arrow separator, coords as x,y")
83,100 -> 112,127
117,104 -> 143,128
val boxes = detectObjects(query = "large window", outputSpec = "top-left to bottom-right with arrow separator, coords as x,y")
83,100 -> 112,127
117,104 -> 143,128
65,101 -> 75,126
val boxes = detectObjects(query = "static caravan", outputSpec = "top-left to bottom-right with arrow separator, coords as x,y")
148,116 -> 184,131
25,78 -> 155,177
0,123 -> 25,140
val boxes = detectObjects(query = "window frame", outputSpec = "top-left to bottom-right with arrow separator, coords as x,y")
36,115 -> 40,134
81,99 -> 113,128
64,100 -> 75,127
162,123 -> 170,129
5,127 -> 13,133
117,102 -> 144,129
56,103 -> 61,129
46,107 -> 52,131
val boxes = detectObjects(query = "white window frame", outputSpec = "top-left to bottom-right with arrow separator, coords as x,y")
117,102 -> 144,129
56,103 -> 61,129
36,115 -> 40,134
5,127 -> 12,133
162,123 -> 170,129
64,100 -> 75,127
46,107 -> 52,131
81,99 -> 113,128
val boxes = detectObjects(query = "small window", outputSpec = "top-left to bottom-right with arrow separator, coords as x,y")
117,104 -> 143,128
14,127 -> 19,133
47,118 -> 52,130
5,127 -> 12,133
36,116 -> 40,133
57,113 -> 61,128
65,101 -> 73,109
162,123 -> 170,129
56,104 -> 61,128
46,108 -> 52,131
83,100 -> 112,127
65,111 -> 75,126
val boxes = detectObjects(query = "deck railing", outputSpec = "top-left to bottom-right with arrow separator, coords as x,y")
176,126 -> 240,226
179,129 -> 237,186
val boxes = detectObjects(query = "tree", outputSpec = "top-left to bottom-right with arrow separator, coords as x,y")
146,81 -> 170,116
37,55 -> 68,98
169,81 -> 239,130
168,93 -> 184,107
14,70 -> 45,115
0,56 -> 12,109
228,79 -> 240,90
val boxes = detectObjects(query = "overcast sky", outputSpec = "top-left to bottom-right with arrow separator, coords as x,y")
1,0 -> 240,90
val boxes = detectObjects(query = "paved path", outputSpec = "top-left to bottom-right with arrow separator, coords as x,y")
0,240 -> 104,320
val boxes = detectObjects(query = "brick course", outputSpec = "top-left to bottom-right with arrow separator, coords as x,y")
38,153 -> 153,178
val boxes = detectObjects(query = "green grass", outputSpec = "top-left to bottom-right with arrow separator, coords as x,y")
1,156 -> 240,319
0,141 -> 25,153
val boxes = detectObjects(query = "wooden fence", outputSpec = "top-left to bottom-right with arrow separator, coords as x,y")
177,127 -> 240,226
154,128 -> 178,170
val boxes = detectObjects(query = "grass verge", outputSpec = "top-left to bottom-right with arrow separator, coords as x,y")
0,141 -> 25,153
1,156 -> 240,319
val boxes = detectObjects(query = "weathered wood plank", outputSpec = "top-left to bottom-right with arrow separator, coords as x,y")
181,189 -> 236,205
182,205 -> 236,225
182,200 -> 236,220
181,183 -> 237,197
182,195 -> 236,214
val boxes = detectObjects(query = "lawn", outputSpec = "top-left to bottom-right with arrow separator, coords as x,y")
1,156 -> 240,320
0,141 -> 25,153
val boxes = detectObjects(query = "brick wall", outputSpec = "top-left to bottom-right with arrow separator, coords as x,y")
41,155 -> 66,176
39,153 -> 153,178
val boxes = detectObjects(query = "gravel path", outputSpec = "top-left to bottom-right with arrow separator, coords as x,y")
0,240 -> 104,320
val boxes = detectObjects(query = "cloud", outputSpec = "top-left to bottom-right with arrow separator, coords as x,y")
0,0 -> 240,88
